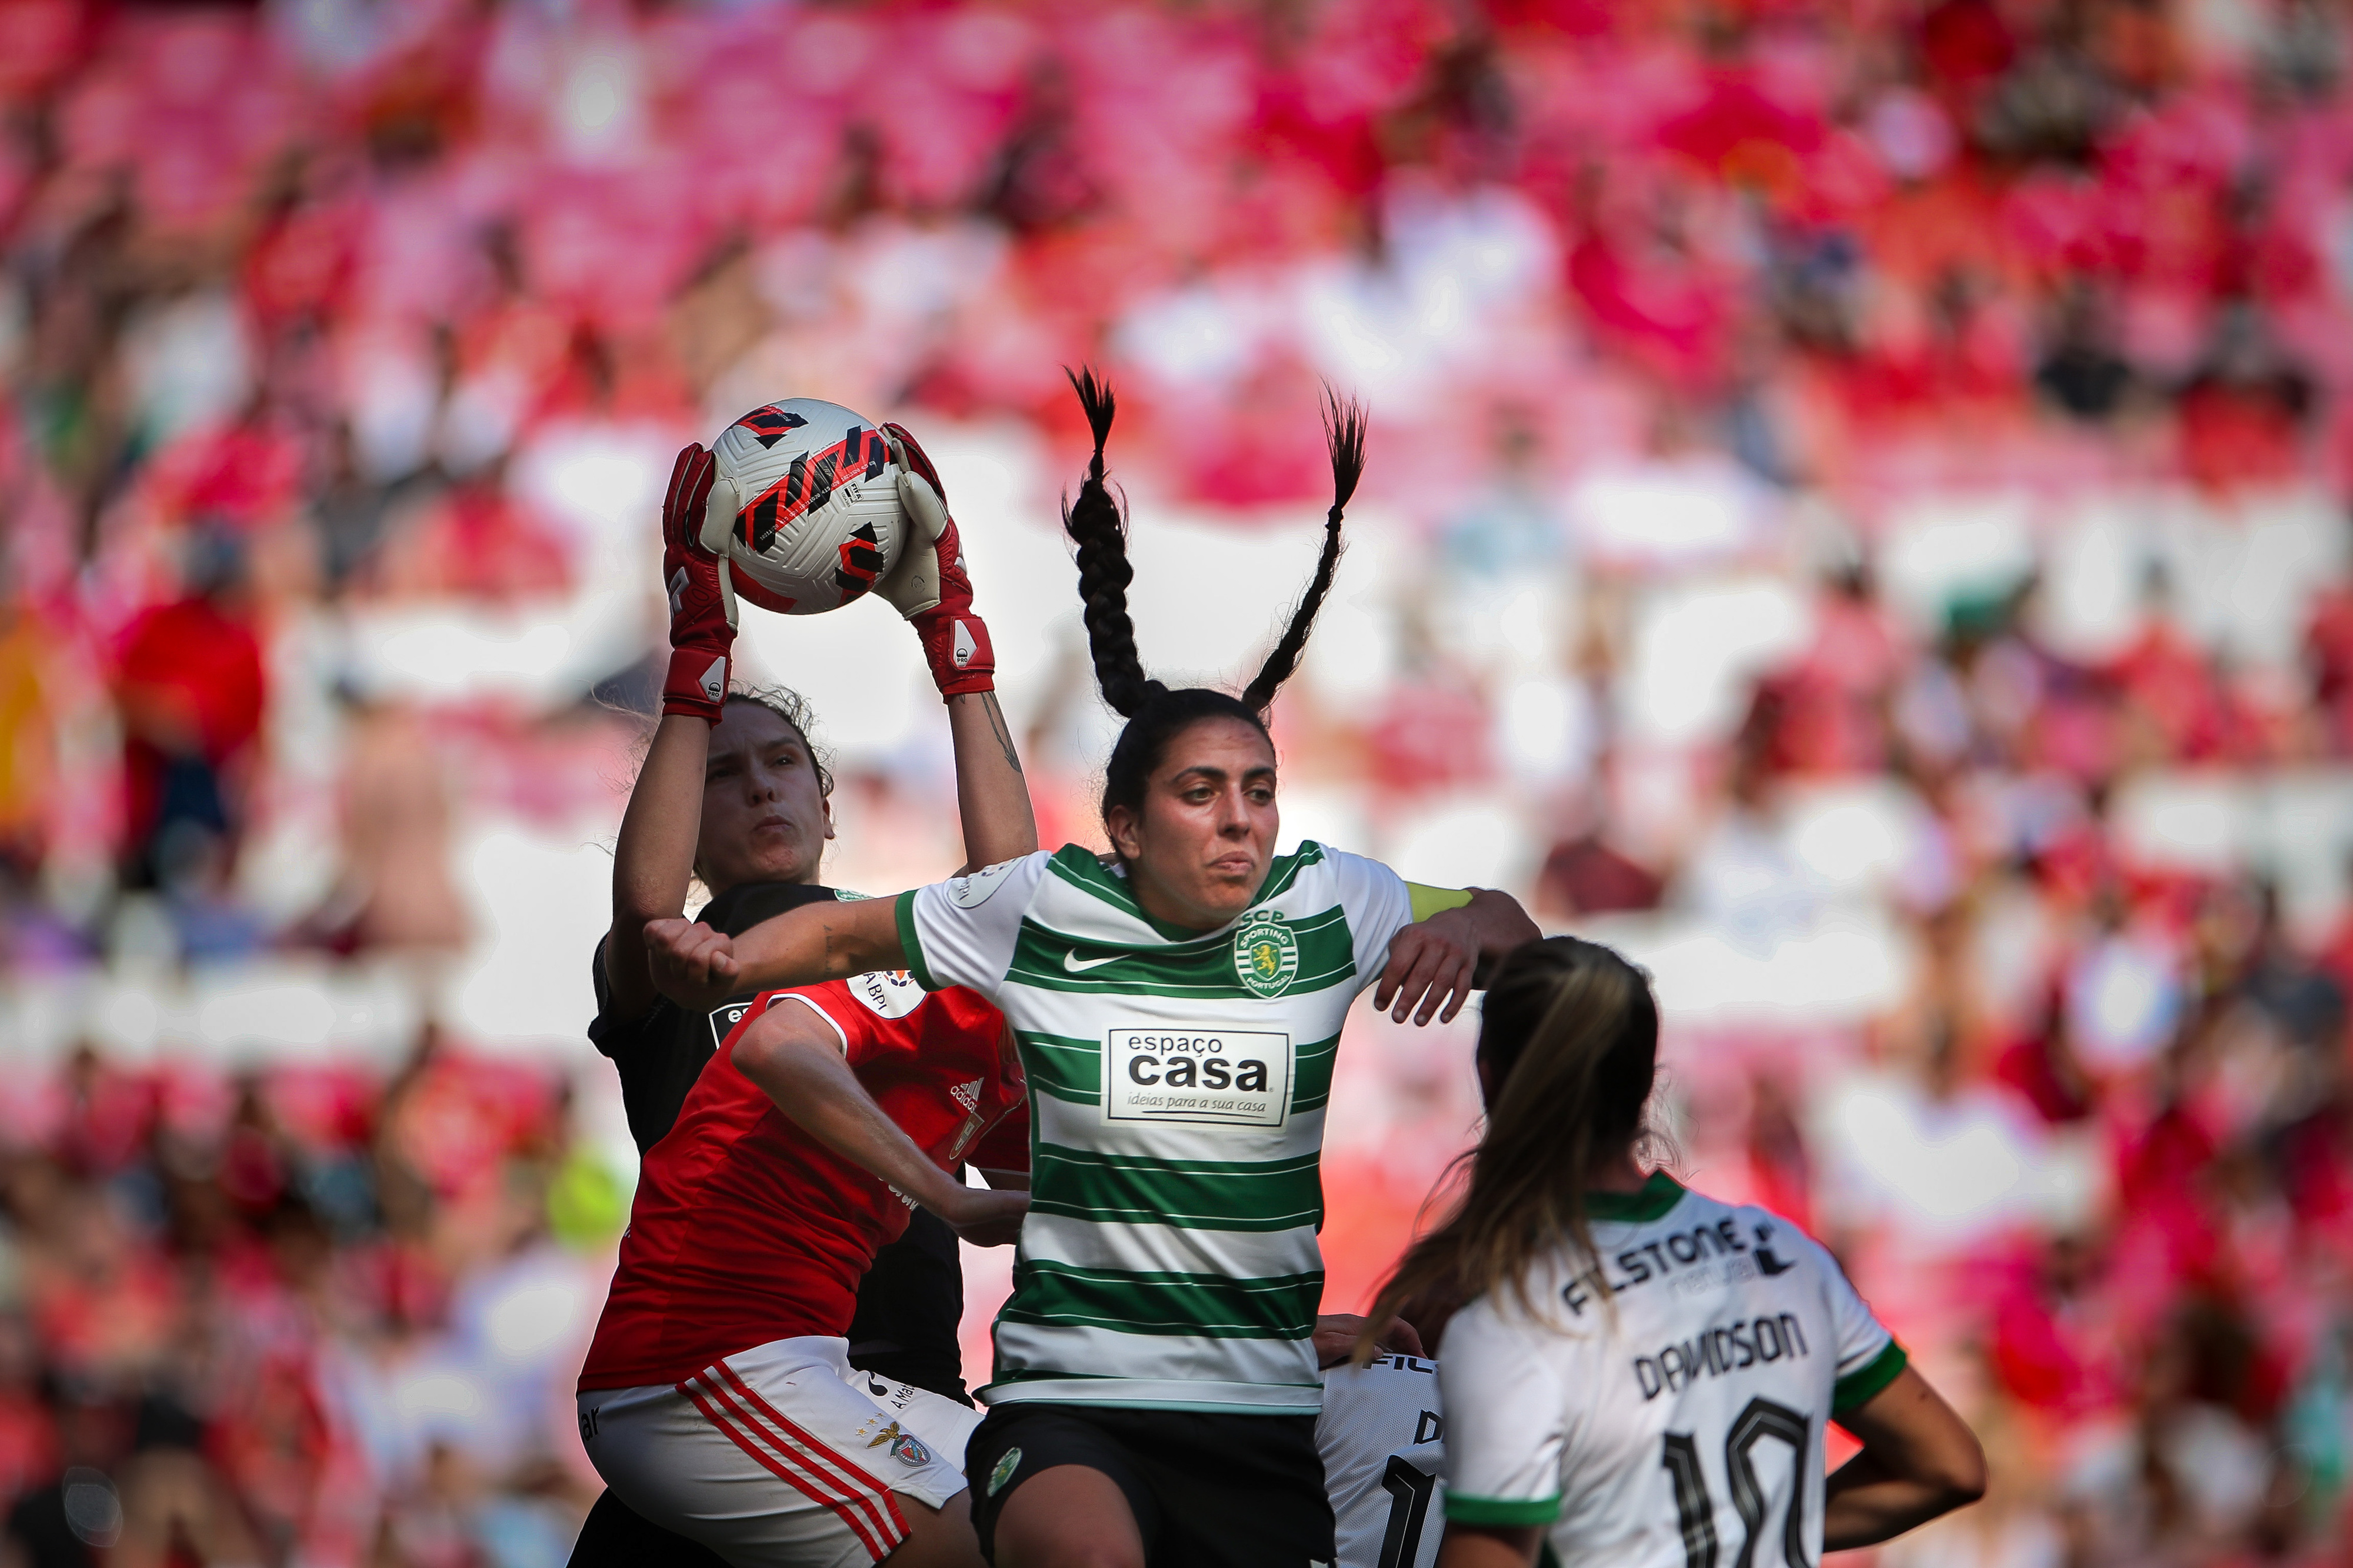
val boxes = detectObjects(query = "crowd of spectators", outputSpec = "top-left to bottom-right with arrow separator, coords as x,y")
0,1027 -> 619,1568
6,0 -> 2353,1563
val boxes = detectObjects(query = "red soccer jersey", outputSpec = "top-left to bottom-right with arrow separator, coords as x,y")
579,975 -> 1025,1392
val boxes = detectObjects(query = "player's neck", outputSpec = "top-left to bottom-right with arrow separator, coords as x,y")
1586,1146 -> 1649,1195
707,872 -> 818,896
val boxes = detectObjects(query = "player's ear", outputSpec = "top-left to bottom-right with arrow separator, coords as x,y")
821,792 -> 836,841
1104,802 -> 1142,863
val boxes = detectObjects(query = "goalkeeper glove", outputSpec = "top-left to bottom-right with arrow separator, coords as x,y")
658,442 -> 738,723
877,422 -> 996,699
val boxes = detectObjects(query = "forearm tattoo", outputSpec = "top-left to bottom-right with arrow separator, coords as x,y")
980,691 -> 1023,774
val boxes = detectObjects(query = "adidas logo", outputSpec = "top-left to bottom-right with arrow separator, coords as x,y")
950,1079 -> 982,1112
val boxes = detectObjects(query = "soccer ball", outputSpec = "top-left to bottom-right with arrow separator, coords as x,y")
706,398 -> 908,615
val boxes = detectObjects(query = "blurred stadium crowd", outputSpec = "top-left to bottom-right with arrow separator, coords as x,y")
6,0 -> 2353,1563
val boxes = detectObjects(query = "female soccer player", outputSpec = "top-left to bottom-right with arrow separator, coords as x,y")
602,426 -> 1028,1172
572,425 -> 1035,1568
642,372 -> 1541,1568
576,965 -> 1031,1568
1364,937 -> 1986,1568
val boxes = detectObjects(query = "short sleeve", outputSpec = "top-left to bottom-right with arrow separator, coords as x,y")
766,988 -> 858,1059
1438,1295 -> 1568,1527
897,852 -> 1051,996
1808,1231 -> 1906,1416
720,981 -> 876,1063
1322,849 -> 1418,995
585,933 -> 668,1062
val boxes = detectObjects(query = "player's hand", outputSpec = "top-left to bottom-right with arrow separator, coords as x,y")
1373,908 -> 1479,1026
874,423 -> 950,618
659,442 -> 738,723
878,422 -> 995,698
643,918 -> 740,1009
941,1185 -> 1028,1247
1313,1313 -> 1425,1369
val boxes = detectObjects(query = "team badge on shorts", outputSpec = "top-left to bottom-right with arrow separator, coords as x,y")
1234,913 -> 1298,999
869,1422 -> 931,1467
988,1446 -> 1023,1496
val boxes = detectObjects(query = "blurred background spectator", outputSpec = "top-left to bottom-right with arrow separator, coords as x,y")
6,0 -> 2353,1561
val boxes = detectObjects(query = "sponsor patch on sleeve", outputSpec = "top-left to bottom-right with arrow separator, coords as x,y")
847,970 -> 926,1020
947,859 -> 1019,909
707,998 -> 758,1049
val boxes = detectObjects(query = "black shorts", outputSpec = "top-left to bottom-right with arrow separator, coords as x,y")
965,1402 -> 1335,1568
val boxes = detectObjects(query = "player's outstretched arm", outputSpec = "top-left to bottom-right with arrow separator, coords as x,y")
606,445 -> 735,1022
731,1002 -> 1028,1246
874,422 -> 1038,872
1374,889 -> 1542,1026
645,894 -> 906,1010
1821,1366 -> 1987,1550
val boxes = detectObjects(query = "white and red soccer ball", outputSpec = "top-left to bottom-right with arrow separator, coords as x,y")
706,398 -> 909,615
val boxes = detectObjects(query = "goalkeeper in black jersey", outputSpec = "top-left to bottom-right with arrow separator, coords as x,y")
569,426 -> 1031,1568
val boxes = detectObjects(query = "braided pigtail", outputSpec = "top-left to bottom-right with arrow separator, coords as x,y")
1241,389 -> 1364,715
1061,367 -> 1162,718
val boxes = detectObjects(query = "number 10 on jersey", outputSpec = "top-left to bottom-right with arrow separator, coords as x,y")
1660,1397 -> 1812,1568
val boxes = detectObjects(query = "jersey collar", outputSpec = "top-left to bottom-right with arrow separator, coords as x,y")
1585,1171 -> 1685,1224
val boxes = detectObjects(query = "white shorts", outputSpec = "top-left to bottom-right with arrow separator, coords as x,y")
577,1336 -> 980,1567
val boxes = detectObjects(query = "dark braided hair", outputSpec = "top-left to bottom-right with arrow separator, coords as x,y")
1242,389 -> 1363,712
1059,367 -> 1365,840
1062,367 -> 1160,719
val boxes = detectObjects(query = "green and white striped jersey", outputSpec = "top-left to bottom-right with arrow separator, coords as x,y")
894,841 -> 1419,1414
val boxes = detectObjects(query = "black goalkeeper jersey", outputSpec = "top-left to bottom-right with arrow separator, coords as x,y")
588,880 -> 970,1403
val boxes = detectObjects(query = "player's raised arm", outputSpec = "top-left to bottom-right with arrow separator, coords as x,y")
729,999 -> 1027,1246
644,893 -> 905,1010
604,444 -> 736,1023
874,422 -> 1038,872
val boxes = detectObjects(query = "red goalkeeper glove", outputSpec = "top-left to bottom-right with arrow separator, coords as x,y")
878,422 -> 995,699
659,442 -> 738,723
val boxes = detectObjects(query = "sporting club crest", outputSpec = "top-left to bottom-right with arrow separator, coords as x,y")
1233,912 -> 1298,999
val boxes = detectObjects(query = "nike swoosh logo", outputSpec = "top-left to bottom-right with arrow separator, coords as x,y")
1063,950 -> 1123,973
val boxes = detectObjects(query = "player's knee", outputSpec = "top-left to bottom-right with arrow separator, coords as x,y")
991,1494 -> 1144,1568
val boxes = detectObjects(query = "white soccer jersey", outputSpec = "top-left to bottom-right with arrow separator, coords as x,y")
896,842 -> 1419,1413
1440,1175 -> 1907,1568
1319,1355 -> 1446,1568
